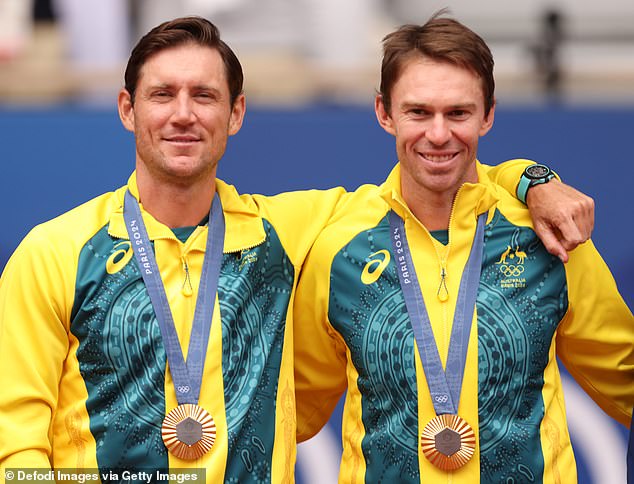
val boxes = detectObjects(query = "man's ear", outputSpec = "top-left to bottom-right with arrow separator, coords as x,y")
228,93 -> 246,136
118,88 -> 135,133
479,98 -> 496,136
375,94 -> 396,136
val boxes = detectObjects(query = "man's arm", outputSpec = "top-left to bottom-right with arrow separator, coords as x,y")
0,228 -> 68,468
488,159 -> 594,263
526,179 -> 594,263
293,235 -> 349,443
556,240 -> 634,427
252,187 -> 347,267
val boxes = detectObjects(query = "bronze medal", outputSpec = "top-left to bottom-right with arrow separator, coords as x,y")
161,403 -> 216,460
420,414 -> 476,471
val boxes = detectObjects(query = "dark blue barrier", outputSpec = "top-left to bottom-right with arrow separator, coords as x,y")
1,105 -> 632,310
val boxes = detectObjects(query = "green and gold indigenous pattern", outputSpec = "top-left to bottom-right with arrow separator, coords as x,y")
477,211 -> 567,482
72,226 -> 168,470
328,217 -> 420,482
220,220 -> 293,482
71,219 -> 293,478
0,173 -> 346,479
326,211 -> 566,482
294,162 -> 633,484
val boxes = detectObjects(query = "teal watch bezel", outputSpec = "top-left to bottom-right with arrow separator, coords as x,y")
517,163 -> 555,204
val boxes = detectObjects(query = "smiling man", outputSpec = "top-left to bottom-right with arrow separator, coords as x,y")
294,13 -> 634,483
0,17 -> 346,480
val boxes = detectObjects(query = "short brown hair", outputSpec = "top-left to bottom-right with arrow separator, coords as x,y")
379,13 -> 495,115
124,16 -> 243,105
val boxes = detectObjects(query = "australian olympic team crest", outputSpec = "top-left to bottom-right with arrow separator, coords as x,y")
495,245 -> 527,289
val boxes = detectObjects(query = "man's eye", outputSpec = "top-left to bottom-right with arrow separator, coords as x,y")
196,92 -> 216,101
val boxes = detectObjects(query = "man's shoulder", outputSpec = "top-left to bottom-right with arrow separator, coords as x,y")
483,175 -> 535,231
22,188 -> 123,252
2,186 -> 124,281
308,183 -> 390,262
250,187 -> 346,213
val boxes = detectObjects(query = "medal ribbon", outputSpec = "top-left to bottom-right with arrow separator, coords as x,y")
389,211 -> 485,415
123,190 -> 224,405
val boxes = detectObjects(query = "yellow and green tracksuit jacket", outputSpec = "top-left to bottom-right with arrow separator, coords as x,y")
0,173 -> 344,482
0,159 -> 560,481
294,162 -> 634,484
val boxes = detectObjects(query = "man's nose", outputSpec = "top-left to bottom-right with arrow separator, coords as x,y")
172,94 -> 196,123
426,115 -> 451,145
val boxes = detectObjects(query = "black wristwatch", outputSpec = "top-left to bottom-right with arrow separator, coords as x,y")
516,163 -> 555,204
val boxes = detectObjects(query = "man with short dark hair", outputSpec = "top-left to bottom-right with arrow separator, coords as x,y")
0,17 -> 344,479
294,14 -> 633,483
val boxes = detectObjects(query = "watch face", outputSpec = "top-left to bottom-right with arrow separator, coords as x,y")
525,164 -> 550,179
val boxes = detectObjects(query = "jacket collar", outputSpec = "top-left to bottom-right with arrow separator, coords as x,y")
378,161 -> 501,229
108,172 -> 266,253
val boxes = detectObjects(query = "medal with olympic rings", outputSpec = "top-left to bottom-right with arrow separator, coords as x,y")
390,211 -> 486,472
124,191 -> 224,461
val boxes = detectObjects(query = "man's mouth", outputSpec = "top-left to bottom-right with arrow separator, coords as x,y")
164,135 -> 200,143
419,152 -> 458,163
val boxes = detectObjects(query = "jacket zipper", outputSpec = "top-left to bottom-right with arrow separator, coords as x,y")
181,255 -> 193,297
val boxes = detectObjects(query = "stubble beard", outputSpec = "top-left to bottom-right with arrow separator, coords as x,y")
142,149 -> 218,189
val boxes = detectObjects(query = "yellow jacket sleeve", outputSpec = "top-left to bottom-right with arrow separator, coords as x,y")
557,240 -> 634,427
483,158 -> 536,199
293,239 -> 349,442
252,187 -> 347,266
0,225 -> 73,468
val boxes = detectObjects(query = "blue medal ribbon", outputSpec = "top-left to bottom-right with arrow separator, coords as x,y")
123,190 -> 224,405
389,211 -> 485,415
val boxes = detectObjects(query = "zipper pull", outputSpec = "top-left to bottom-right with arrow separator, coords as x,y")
181,256 -> 193,297
437,266 -> 449,302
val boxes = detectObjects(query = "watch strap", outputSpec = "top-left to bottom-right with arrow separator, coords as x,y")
517,174 -> 532,204
517,164 -> 555,204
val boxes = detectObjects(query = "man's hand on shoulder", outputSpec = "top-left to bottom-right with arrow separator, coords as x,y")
526,179 -> 595,263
